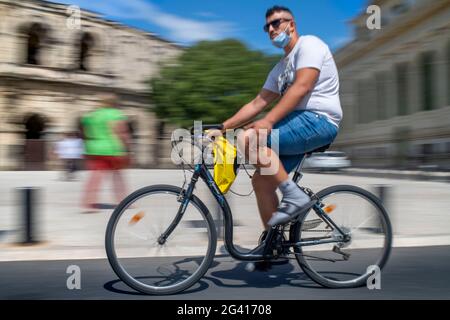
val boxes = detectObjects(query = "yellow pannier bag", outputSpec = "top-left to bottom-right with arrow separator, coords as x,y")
212,136 -> 239,194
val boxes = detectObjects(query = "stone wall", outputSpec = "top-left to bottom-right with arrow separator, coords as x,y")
333,0 -> 450,168
0,0 -> 182,169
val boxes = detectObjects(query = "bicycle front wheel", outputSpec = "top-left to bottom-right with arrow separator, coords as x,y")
290,185 -> 392,288
105,185 -> 217,295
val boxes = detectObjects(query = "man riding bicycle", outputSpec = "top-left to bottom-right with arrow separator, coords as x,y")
221,6 -> 342,231
106,6 -> 394,287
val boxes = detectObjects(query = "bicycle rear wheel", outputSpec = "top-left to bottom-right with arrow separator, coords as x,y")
290,185 -> 392,288
105,185 -> 217,295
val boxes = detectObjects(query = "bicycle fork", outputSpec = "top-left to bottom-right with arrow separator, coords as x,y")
157,171 -> 200,245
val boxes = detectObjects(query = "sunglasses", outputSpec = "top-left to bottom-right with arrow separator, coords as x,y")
263,18 -> 291,32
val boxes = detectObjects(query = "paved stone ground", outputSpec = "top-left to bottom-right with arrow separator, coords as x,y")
0,169 -> 449,261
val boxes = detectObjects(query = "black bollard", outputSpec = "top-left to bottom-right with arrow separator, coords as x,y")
376,185 -> 387,205
20,187 -> 39,244
375,185 -> 393,233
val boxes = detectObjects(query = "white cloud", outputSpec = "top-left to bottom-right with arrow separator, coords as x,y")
60,0 -> 234,43
195,12 -> 219,18
330,36 -> 352,49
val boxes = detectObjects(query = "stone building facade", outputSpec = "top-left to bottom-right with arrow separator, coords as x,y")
333,0 -> 450,169
0,0 -> 181,169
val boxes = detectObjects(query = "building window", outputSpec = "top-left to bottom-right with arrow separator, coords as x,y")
380,15 -> 389,28
368,77 -> 377,123
376,72 -> 387,120
396,63 -> 409,116
26,23 -> 46,65
391,1 -> 410,16
422,143 -> 433,155
79,32 -> 94,71
357,79 -> 376,123
447,42 -> 450,106
357,81 -> 365,123
420,51 -> 436,111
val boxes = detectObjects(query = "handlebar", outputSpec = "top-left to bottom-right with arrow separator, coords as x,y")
189,123 -> 224,135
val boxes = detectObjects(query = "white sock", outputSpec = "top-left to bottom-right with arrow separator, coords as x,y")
278,179 -> 310,207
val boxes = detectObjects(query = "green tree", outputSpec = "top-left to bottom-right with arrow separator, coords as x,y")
150,39 -> 280,128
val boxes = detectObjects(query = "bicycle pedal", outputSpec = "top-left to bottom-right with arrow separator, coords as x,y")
245,262 -> 256,272
332,245 -> 350,260
245,261 -> 272,272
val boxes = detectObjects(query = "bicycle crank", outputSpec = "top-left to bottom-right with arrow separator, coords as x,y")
332,245 -> 351,260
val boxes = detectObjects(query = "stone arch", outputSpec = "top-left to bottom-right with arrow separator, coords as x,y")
78,32 -> 95,71
23,112 -> 47,139
21,112 -> 49,170
17,22 -> 51,65
73,28 -> 106,73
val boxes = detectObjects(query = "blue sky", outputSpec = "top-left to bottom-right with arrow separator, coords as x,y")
58,0 -> 368,54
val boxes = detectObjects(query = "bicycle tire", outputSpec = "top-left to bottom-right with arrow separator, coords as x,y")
290,185 -> 393,288
105,184 -> 217,295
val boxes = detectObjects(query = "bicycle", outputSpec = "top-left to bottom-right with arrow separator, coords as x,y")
105,124 -> 392,295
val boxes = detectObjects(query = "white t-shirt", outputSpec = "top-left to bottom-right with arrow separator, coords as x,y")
263,35 -> 342,127
55,138 -> 84,159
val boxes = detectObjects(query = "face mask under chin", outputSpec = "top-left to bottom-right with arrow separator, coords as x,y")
271,25 -> 291,49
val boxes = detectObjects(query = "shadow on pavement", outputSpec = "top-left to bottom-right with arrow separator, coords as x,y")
103,255 -> 363,296
103,258 -> 222,296
103,277 -> 210,296
206,261 -> 325,289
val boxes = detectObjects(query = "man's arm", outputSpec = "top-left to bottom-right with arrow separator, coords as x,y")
263,68 -> 319,126
222,89 -> 279,130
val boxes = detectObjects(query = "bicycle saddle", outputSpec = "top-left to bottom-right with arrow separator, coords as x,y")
306,144 -> 331,156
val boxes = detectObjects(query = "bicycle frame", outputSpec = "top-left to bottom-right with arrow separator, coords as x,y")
158,161 -> 350,262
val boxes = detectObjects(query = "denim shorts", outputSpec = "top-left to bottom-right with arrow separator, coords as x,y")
267,110 -> 338,173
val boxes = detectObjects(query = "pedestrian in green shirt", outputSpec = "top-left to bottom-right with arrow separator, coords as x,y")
81,93 -> 130,212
